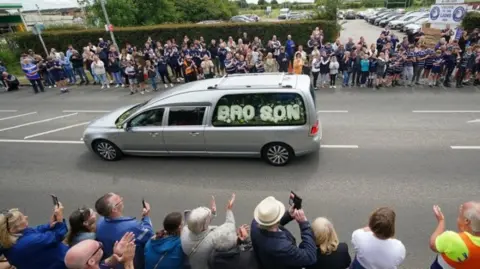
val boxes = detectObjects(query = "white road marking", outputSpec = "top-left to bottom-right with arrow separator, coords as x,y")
0,110 -> 18,112
412,110 -> 480,113
0,113 -> 78,132
317,110 -> 349,113
451,146 -> 480,150
0,139 -> 84,144
467,119 -> 480,123
0,112 -> 37,121
321,145 -> 359,149
24,122 -> 90,139
63,110 -> 110,113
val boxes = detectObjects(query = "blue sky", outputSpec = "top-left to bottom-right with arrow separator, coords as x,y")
10,0 -> 315,11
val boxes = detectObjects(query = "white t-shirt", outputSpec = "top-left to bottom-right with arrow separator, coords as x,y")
352,228 -> 406,269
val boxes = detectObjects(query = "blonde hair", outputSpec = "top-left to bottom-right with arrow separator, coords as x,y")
311,217 -> 339,255
0,209 -> 23,248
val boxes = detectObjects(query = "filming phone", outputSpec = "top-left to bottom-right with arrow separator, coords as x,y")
288,191 -> 303,210
142,199 -> 146,209
50,194 -> 59,207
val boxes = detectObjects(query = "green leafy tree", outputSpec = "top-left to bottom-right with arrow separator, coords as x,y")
314,0 -> 340,20
175,0 -> 237,22
135,0 -> 178,25
271,0 -> 279,4
258,0 -> 267,5
86,0 -> 139,26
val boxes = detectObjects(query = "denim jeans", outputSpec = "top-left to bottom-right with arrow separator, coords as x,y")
97,73 -> 107,85
74,67 -> 89,83
112,72 -> 123,85
150,77 -> 157,90
343,71 -> 350,86
403,66 -> 414,84
45,71 -> 56,86
64,67 -> 76,83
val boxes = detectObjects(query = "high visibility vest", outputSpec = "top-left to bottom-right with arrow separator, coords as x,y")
184,60 -> 195,75
442,232 -> 480,269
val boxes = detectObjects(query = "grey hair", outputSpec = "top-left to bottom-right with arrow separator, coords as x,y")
211,223 -> 237,251
464,203 -> 480,233
187,207 -> 212,234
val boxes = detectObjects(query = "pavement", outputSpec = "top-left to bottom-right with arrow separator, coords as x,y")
340,19 -> 406,44
1,81 -> 480,268
1,20 -> 479,268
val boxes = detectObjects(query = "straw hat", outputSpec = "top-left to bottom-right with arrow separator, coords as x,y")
254,196 -> 285,226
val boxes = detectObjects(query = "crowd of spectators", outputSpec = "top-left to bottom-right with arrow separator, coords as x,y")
1,24 -> 478,95
0,192 -> 479,269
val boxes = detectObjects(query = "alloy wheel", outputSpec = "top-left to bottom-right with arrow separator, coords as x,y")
96,142 -> 117,160
266,145 -> 290,165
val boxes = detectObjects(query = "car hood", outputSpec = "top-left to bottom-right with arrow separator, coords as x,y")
407,24 -> 421,30
87,104 -> 138,128
390,20 -> 405,24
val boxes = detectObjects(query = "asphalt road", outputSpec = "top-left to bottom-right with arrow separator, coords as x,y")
340,19 -> 406,44
1,81 -> 479,268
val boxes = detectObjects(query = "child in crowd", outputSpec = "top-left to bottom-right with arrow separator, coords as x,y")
368,54 -> 377,88
319,53 -> 330,88
429,50 -> 444,87
329,55 -> 339,89
360,55 -> 370,87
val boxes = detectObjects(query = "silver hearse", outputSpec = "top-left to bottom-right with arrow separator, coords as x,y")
82,73 -> 322,166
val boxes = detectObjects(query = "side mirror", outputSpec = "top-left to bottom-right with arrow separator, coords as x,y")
122,122 -> 130,131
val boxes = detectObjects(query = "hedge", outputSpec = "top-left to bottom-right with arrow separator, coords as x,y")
8,20 -> 338,56
462,12 -> 480,32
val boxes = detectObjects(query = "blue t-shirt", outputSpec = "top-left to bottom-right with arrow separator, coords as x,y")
360,59 -> 370,72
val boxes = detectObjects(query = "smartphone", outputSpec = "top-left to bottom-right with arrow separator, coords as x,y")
184,210 -> 191,221
142,199 -> 146,209
289,191 -> 302,210
50,194 -> 59,207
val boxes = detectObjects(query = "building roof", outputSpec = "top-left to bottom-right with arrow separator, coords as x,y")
0,3 -> 23,10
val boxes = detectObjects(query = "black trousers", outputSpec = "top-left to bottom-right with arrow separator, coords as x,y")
330,74 -> 337,86
7,80 -> 19,91
159,71 -> 171,84
444,67 -> 454,86
29,79 -> 44,93
456,67 -> 466,86
312,71 -> 319,87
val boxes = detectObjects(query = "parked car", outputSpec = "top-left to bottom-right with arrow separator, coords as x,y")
379,14 -> 403,27
82,73 -> 322,166
337,10 -> 345,20
345,10 -> 356,19
242,14 -> 260,22
356,8 -> 374,19
366,9 -> 391,22
369,11 -> 393,24
374,13 -> 397,25
399,14 -> 429,31
278,8 -> 291,20
404,17 -> 429,33
230,15 -> 254,23
389,12 -> 428,30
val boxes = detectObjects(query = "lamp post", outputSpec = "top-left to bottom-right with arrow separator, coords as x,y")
100,0 -> 118,49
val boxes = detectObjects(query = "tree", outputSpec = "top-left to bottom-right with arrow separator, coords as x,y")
258,0 -> 266,5
86,0 -> 139,26
314,0 -> 341,20
135,0 -> 178,25
271,0 -> 279,4
175,0 -> 238,22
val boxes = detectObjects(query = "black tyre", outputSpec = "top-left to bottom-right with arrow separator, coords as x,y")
92,140 -> 123,161
261,143 -> 294,166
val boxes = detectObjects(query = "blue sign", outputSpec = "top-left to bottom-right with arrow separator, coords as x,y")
430,6 -> 440,20
452,6 -> 466,22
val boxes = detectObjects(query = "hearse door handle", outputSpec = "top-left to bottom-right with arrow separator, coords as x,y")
189,132 -> 200,136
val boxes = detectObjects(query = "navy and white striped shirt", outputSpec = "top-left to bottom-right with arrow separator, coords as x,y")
416,50 -> 426,68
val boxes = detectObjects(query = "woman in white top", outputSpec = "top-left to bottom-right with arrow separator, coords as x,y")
91,55 -> 109,89
351,207 -> 406,269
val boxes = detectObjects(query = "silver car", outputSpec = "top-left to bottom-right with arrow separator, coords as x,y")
82,73 -> 322,166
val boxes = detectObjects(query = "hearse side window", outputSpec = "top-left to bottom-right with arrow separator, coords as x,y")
129,108 -> 164,127
212,93 -> 306,127
168,107 -> 206,126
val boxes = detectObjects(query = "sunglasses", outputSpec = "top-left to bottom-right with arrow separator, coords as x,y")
86,241 -> 103,265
